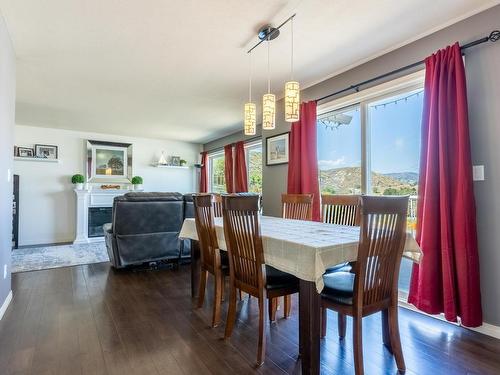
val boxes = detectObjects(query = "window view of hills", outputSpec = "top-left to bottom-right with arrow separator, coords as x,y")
319,167 -> 418,195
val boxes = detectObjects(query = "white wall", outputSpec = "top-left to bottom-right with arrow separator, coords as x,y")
14,125 -> 201,246
0,13 -> 15,312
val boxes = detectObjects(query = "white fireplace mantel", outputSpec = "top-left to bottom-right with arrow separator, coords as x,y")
74,188 -> 130,244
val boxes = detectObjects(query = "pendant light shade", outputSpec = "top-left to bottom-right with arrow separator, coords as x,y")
262,93 -> 276,130
284,17 -> 300,122
244,102 -> 256,135
284,81 -> 300,122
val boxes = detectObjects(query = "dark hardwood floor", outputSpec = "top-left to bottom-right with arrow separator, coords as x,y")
1,263 -> 500,374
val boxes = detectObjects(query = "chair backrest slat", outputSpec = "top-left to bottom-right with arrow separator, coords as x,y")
212,193 -> 223,217
222,195 -> 265,291
193,194 -> 220,271
281,193 -> 313,221
353,196 -> 408,308
321,194 -> 361,226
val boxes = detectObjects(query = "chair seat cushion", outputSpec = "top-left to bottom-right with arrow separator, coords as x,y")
321,272 -> 355,305
265,265 -> 299,290
324,262 -> 352,274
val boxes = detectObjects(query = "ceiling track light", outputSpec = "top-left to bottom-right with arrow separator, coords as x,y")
242,14 -> 299,134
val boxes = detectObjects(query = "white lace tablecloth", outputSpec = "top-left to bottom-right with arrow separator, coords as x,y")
180,216 -> 422,293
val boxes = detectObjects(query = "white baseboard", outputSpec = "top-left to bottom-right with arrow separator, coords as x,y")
467,322 -> 500,340
0,290 -> 13,321
399,298 -> 500,340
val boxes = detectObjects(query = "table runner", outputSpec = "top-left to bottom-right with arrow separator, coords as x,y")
180,216 -> 422,292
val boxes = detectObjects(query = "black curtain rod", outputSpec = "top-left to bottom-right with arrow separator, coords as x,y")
205,135 -> 262,155
315,30 -> 500,103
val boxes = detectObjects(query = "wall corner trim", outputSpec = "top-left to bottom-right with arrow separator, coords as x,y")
467,322 -> 500,340
0,290 -> 13,321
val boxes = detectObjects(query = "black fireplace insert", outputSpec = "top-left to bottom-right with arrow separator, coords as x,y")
88,207 -> 112,237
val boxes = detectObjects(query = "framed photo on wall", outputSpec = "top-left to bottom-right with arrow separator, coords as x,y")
34,144 -> 58,159
266,132 -> 289,166
86,140 -> 133,183
17,147 -> 34,158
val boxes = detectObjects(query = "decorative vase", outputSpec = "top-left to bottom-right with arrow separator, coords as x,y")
134,184 -> 143,191
75,183 -> 84,190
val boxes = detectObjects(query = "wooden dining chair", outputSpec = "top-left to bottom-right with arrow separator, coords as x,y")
321,194 -> 361,226
281,193 -> 313,221
192,194 -> 228,328
212,193 -> 223,217
273,193 -> 314,320
222,195 -> 299,366
320,195 -> 409,375
322,194 -> 361,274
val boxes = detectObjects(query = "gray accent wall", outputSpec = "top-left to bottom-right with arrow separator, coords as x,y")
204,6 -> 500,326
0,13 -> 15,309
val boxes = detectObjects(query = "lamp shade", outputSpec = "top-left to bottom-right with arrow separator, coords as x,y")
284,81 -> 300,122
262,93 -> 276,130
244,102 -> 257,135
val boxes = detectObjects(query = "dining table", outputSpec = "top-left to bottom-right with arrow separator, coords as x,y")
179,215 -> 422,375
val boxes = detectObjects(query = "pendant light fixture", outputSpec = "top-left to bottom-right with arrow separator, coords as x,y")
284,17 -> 300,122
244,51 -> 256,136
262,38 -> 276,130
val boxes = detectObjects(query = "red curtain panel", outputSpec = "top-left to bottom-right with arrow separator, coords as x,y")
224,144 -> 234,193
408,43 -> 482,327
287,101 -> 321,221
199,151 -> 208,193
234,141 -> 248,193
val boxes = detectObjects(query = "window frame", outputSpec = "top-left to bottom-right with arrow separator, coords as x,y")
207,150 -> 225,194
317,70 -> 425,194
317,70 -> 425,301
206,139 -> 263,194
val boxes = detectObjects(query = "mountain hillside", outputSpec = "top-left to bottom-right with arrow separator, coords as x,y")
319,167 -> 418,195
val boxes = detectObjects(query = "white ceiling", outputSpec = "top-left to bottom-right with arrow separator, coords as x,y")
0,0 -> 498,143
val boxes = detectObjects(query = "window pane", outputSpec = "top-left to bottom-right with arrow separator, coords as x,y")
247,144 -> 262,193
210,154 -> 226,193
368,88 -> 423,293
317,105 -> 361,195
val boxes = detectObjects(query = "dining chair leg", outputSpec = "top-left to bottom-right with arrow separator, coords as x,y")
257,295 -> 266,366
238,289 -> 243,300
338,313 -> 347,339
381,309 -> 392,352
284,295 -> 292,318
221,276 -> 226,302
212,272 -> 223,328
353,315 -> 364,375
321,307 -> 327,338
268,297 -> 278,322
197,270 -> 208,308
388,305 -> 406,372
224,285 -> 238,339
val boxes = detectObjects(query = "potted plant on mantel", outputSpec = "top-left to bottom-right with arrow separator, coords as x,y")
131,176 -> 143,191
71,174 -> 85,190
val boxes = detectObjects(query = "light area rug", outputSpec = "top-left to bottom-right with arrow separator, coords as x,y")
11,242 -> 109,273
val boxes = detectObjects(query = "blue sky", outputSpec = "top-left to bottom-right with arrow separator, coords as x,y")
317,91 -> 423,174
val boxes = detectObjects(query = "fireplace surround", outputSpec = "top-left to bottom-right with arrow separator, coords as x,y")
74,188 -> 129,244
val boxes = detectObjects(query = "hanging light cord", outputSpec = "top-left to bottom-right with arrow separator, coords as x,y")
267,39 -> 271,93
248,51 -> 252,102
290,17 -> 294,80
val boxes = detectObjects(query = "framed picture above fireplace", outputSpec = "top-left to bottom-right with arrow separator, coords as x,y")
86,140 -> 133,183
